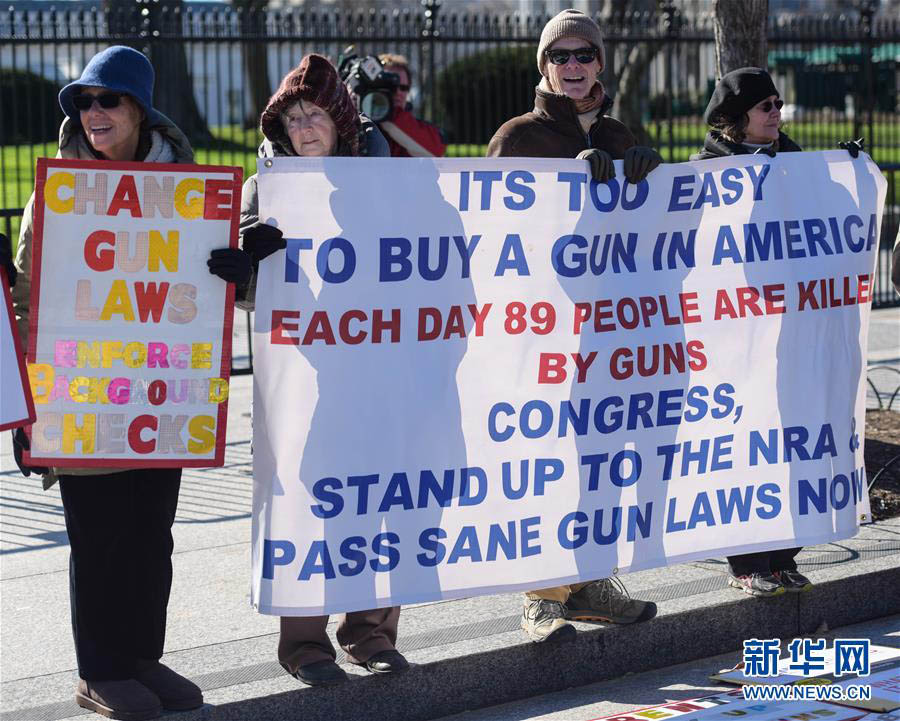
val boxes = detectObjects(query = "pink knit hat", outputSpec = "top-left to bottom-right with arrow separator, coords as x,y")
260,54 -> 360,156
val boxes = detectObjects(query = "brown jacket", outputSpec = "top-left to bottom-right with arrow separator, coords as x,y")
486,86 -> 635,160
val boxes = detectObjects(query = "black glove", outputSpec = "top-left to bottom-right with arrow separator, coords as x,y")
0,233 -> 16,288
623,146 -> 662,184
243,223 -> 286,264
207,248 -> 252,286
839,138 -> 865,159
12,428 -> 49,477
576,148 -> 615,183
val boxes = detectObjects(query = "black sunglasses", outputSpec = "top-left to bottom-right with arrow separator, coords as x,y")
755,99 -> 784,113
72,92 -> 124,111
545,47 -> 598,65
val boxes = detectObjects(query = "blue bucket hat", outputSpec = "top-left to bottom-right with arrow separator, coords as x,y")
59,45 -> 163,126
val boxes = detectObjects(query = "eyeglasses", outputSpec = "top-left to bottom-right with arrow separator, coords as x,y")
72,92 -> 124,111
545,47 -> 598,65
394,84 -> 410,92
755,99 -> 784,113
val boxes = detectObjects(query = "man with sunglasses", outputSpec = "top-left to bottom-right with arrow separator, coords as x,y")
488,8 -> 660,645
375,53 -> 446,158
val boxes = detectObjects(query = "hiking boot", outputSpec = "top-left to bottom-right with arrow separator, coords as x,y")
521,597 -> 577,643
565,577 -> 657,624
774,569 -> 813,593
134,661 -> 203,711
75,679 -> 162,721
728,572 -> 785,597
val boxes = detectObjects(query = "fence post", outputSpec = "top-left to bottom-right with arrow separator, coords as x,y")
662,2 -> 679,161
421,0 -> 441,123
135,0 -> 156,57
860,0 -> 876,155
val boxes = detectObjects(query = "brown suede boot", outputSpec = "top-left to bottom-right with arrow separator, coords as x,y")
134,661 -> 203,711
75,679 -> 162,721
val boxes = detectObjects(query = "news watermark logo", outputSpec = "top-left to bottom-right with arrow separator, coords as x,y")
740,638 -> 873,702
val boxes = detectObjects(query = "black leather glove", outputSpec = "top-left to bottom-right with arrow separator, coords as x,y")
623,146 -> 662,184
207,248 -> 252,286
839,138 -> 865,159
576,148 -> 615,183
243,223 -> 286,264
0,233 -> 16,288
12,428 -> 49,477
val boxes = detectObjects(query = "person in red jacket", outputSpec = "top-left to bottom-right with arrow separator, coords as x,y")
377,53 -> 446,158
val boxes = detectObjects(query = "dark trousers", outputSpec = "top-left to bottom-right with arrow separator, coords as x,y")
58,468 -> 181,681
727,547 -> 801,577
278,607 -> 400,673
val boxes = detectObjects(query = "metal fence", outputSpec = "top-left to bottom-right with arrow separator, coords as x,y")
2,2 -> 898,316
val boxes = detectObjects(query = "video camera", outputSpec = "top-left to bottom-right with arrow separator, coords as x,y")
338,48 -> 400,123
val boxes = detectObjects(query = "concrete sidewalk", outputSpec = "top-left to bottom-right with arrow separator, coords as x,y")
1,307 -> 898,721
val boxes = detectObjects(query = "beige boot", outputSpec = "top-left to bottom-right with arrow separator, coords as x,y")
75,679 -> 162,721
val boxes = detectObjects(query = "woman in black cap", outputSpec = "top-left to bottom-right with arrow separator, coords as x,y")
12,46 -> 202,720
692,67 -> 812,598
692,66 -> 801,160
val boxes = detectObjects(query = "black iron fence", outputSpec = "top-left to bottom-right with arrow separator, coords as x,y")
2,2 -> 898,316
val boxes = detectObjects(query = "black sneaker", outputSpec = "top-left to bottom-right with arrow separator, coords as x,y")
728,572 -> 785,597
774,569 -> 812,592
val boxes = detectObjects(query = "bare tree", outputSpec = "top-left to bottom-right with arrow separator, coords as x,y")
103,0 -> 213,144
146,0 -> 213,143
713,0 -> 769,78
235,0 -> 272,129
604,0 -> 659,146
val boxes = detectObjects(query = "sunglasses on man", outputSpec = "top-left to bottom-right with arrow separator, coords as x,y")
545,47 -> 598,65
72,92 -> 125,111
755,99 -> 784,113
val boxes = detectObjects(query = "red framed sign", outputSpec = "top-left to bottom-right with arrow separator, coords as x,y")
0,267 -> 36,431
24,158 -> 242,467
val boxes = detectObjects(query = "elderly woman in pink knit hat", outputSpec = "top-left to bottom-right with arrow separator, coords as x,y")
489,9 -> 660,644
208,55 -> 407,687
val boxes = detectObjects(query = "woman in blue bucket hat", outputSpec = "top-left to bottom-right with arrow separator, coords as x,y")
11,46 -> 205,721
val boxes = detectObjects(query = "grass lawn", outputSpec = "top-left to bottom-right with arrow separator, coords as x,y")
3,120 -> 897,247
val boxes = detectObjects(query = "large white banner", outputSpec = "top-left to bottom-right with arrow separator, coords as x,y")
1,268 -> 35,431
251,152 -> 885,615
26,159 -> 241,468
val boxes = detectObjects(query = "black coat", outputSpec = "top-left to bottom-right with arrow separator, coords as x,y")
690,129 -> 802,160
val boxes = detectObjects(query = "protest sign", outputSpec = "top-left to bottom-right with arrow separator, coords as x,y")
591,695 -> 867,721
589,690 -> 745,721
712,646 -> 900,686
831,660 -> 900,712
250,151 -> 886,615
0,268 -> 35,431
26,159 -> 241,467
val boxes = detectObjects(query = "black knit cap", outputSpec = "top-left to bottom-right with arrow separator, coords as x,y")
703,67 -> 779,125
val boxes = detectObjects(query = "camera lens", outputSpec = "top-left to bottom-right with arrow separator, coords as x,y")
361,91 -> 392,123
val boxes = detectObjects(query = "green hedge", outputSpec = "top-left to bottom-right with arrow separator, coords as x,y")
435,46 -> 539,145
0,69 -> 63,144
